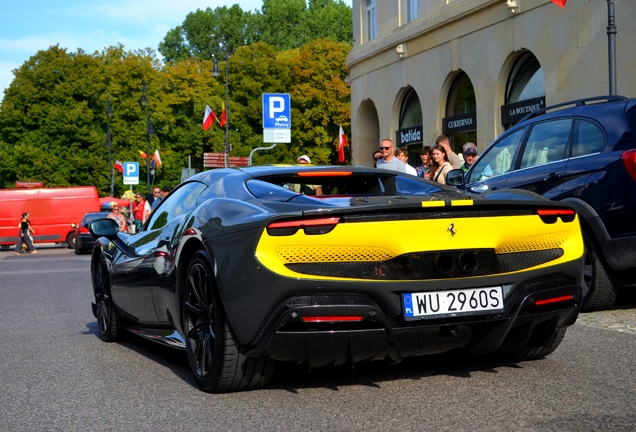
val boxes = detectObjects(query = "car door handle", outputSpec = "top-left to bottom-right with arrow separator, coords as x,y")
544,173 -> 561,182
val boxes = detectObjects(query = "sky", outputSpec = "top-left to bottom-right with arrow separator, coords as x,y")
0,0 -> 353,102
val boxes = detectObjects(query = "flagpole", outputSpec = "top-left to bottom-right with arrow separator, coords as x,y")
606,0 -> 617,95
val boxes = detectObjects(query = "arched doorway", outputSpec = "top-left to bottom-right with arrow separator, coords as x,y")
395,88 -> 422,167
501,51 -> 546,129
442,72 -> 477,154
356,99 -> 380,166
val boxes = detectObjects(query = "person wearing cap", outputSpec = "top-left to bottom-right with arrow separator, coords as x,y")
462,143 -> 478,173
293,155 -> 322,196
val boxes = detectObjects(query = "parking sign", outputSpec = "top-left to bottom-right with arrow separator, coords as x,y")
262,93 -> 291,143
123,162 -> 139,185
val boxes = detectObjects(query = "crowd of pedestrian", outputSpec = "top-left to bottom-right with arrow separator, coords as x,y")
374,134 -> 479,184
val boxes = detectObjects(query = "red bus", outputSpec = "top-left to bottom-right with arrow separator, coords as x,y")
0,186 -> 100,249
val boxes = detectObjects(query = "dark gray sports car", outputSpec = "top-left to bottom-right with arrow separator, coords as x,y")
88,165 -> 585,392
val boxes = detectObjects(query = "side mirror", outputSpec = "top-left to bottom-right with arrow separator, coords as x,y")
446,169 -> 465,187
88,218 -> 119,239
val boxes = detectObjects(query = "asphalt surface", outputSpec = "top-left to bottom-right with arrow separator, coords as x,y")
1,246 -> 635,431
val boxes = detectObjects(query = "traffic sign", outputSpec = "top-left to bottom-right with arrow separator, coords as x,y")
263,93 -> 291,143
203,153 -> 249,168
123,162 -> 139,185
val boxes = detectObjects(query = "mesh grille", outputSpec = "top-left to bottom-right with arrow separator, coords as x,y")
496,231 -> 569,254
286,248 -> 564,280
277,246 -> 394,263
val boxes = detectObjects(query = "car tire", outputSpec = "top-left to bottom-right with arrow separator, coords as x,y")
581,232 -> 619,312
66,232 -> 76,249
74,245 -> 81,255
93,256 -> 122,342
182,250 -> 275,393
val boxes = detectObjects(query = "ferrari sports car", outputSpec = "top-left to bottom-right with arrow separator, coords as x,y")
88,165 -> 584,393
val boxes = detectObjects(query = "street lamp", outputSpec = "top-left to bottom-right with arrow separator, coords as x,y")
106,98 -> 114,197
211,41 -> 229,168
139,82 -> 154,195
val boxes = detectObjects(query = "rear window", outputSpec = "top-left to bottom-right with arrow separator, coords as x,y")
83,213 -> 108,224
570,119 -> 606,157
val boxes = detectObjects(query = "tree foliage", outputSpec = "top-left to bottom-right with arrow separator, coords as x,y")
0,1 -> 353,194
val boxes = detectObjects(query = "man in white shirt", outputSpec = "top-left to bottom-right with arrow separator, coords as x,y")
376,139 -> 406,173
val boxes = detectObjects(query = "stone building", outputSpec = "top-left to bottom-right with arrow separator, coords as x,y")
346,0 -> 636,166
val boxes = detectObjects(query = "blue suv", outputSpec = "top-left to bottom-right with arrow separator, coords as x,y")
450,95 -> 636,311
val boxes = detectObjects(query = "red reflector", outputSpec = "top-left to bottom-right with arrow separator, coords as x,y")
297,171 -> 353,177
536,209 -> 575,216
184,228 -> 197,236
621,149 -> 636,182
301,315 -> 363,323
267,217 -> 340,229
534,295 -> 573,306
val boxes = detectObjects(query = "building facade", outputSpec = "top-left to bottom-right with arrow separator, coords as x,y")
346,0 -> 636,166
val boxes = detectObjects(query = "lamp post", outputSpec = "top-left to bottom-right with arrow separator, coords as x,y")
106,98 -> 114,197
606,0 -> 617,95
139,82 -> 154,195
211,42 -> 229,168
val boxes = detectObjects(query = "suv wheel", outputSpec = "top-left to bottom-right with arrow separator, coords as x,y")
581,232 -> 620,312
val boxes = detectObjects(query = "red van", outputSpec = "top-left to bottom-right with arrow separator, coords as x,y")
0,186 -> 100,249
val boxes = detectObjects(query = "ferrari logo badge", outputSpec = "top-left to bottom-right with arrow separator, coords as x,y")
447,223 -> 456,237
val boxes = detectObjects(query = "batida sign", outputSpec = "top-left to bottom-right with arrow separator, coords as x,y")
396,125 -> 423,146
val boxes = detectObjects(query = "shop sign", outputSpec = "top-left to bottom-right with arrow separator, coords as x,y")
501,96 -> 545,125
443,112 -> 476,134
396,125 -> 423,146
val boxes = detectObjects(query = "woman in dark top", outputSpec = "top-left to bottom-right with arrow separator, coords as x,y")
14,212 -> 37,255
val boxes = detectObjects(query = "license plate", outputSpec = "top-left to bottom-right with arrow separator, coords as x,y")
402,286 -> 504,320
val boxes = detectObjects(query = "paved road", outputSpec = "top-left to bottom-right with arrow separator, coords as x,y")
1,246 -> 635,431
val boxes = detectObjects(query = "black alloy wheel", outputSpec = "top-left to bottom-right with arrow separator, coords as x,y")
581,232 -> 619,312
182,250 -> 274,393
94,257 -> 121,341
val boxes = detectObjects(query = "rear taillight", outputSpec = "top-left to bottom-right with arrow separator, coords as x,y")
621,149 -> 636,182
301,315 -> 363,323
80,226 -> 90,234
536,208 -> 576,224
534,295 -> 574,306
267,217 -> 340,236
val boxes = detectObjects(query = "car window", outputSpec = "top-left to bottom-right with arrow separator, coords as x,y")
467,128 -> 525,183
147,182 -> 207,231
570,119 -> 606,157
520,118 -> 571,169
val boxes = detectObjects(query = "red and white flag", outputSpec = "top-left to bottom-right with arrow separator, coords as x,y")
551,0 -> 566,7
153,150 -> 162,168
338,125 -> 348,164
114,160 -> 124,174
203,105 -> 217,130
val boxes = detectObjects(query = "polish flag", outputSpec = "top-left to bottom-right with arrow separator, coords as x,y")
338,125 -> 348,164
153,150 -> 162,168
551,0 -> 566,7
114,160 -> 124,174
203,105 -> 216,130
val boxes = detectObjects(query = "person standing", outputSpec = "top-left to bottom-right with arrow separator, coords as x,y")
395,147 -> 418,175
150,187 -> 162,211
134,193 -> 151,232
462,145 -> 478,172
435,135 -> 462,169
372,150 -> 382,168
430,145 -> 453,185
415,146 -> 432,179
107,205 -> 128,232
14,212 -> 37,255
376,139 -> 406,173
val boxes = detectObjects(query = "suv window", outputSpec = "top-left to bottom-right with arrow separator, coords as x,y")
467,128 -> 525,183
571,119 -> 605,157
520,118 -> 571,169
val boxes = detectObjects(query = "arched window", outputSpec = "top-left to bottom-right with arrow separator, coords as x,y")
501,52 -> 546,128
396,88 -> 422,165
443,72 -> 477,153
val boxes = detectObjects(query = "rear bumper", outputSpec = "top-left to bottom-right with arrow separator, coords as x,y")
246,275 -> 581,367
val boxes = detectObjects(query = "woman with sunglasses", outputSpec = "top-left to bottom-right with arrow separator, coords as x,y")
107,204 -> 128,232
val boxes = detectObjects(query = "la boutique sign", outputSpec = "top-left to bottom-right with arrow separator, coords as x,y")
397,125 -> 423,145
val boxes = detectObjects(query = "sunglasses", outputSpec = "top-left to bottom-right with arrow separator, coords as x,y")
379,147 -> 392,151
113,207 -> 119,210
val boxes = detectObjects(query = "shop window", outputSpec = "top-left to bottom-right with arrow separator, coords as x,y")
444,72 -> 477,153
502,52 -> 546,128
406,0 -> 418,23
366,0 -> 377,41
